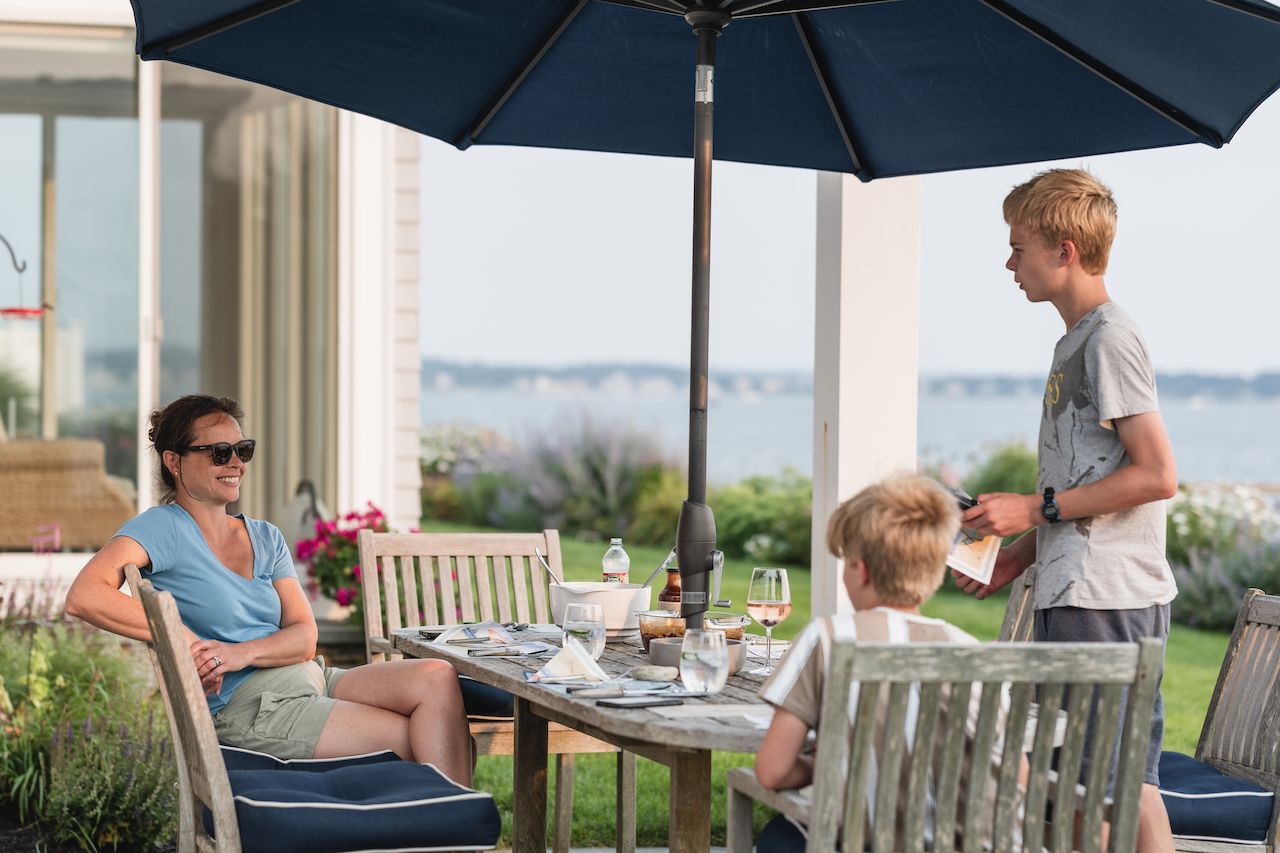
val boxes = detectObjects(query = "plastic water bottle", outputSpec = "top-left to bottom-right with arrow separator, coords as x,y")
602,538 -> 630,584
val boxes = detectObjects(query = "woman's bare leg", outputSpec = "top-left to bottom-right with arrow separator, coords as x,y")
313,659 -> 472,784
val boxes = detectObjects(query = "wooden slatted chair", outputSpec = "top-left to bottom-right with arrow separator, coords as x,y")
124,563 -> 200,853
998,562 -> 1038,642
357,529 -> 636,853
726,637 -> 1164,853
1165,589 -> 1280,853
131,566 -> 501,852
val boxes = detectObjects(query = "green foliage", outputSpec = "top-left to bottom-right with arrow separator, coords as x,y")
58,406 -> 138,484
628,467 -> 688,548
47,712 -> 176,851
711,470 -> 812,565
0,608 -> 176,851
962,442 -> 1038,497
419,473 -> 465,522
1167,483 -> 1280,630
0,364 -> 37,437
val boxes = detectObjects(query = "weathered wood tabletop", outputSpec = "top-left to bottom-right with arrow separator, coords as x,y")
393,628 -> 773,852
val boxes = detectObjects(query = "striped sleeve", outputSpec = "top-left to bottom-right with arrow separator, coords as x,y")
761,616 -> 856,729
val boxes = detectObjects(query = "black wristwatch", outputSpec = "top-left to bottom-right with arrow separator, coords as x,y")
1041,487 -> 1061,524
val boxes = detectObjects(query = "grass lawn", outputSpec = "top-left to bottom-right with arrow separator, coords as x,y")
423,521 -> 1228,846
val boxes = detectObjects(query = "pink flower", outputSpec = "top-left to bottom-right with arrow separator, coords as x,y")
335,587 -> 354,606
352,564 -> 362,580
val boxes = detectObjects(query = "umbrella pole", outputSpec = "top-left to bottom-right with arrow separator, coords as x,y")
677,9 -> 730,631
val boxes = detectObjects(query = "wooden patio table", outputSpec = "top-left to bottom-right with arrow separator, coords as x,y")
392,628 -> 772,853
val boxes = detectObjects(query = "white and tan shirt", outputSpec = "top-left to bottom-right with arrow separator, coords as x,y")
761,609 -> 1013,849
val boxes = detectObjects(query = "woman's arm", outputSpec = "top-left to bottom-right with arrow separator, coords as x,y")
754,707 -> 815,790
66,537 -> 198,645
190,577 -> 318,678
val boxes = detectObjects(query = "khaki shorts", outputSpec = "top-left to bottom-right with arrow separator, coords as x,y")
213,658 -> 347,759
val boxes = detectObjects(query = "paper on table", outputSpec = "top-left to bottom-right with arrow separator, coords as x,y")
528,636 -> 609,683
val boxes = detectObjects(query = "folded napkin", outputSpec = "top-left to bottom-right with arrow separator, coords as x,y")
529,636 -> 609,683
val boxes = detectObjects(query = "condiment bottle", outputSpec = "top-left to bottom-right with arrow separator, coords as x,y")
658,562 -> 682,611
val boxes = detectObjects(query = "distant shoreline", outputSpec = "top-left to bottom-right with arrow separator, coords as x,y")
423,359 -> 1280,401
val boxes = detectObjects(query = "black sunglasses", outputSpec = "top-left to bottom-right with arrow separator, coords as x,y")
184,439 -> 256,465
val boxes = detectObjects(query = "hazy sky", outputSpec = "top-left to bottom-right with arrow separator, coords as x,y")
421,90 -> 1280,377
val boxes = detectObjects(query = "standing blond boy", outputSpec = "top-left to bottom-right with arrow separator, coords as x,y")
954,168 -> 1178,853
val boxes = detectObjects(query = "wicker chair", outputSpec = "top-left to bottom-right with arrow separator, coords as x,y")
0,439 -> 133,550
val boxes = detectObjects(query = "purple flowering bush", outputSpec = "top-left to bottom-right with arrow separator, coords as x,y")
296,503 -> 390,622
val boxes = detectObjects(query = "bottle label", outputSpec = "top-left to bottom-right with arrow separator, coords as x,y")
658,599 -> 680,612
603,573 -> 627,584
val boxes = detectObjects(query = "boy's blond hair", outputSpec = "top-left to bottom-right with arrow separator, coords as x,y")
826,474 -> 960,608
1003,168 -> 1117,276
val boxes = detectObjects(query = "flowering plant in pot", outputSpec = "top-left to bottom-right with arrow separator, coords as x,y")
295,502 -> 389,624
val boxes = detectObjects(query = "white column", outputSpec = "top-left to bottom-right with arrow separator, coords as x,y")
336,115 -> 422,533
337,113 -> 395,518
811,172 -> 921,617
136,57 -> 161,511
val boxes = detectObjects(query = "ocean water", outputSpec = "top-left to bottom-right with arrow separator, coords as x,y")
422,387 -> 1280,486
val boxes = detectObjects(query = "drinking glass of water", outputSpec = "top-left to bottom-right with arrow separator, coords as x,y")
747,567 -> 792,676
562,602 -> 606,660
680,628 -> 729,694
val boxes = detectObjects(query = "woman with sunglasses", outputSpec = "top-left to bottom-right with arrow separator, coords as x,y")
66,394 -> 473,783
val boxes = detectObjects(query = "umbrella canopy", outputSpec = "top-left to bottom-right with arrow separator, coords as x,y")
129,0 -> 1280,624
133,0 -> 1280,178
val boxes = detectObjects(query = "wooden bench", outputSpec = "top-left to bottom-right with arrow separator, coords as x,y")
726,636 -> 1164,852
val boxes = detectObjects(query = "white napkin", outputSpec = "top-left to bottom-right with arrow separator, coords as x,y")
529,636 -> 609,683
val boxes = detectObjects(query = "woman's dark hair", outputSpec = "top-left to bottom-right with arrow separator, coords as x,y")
149,395 -> 244,503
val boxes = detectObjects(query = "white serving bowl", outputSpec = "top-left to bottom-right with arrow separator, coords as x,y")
549,582 -> 652,633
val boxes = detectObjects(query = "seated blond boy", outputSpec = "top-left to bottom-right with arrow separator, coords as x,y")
753,473 -> 1006,852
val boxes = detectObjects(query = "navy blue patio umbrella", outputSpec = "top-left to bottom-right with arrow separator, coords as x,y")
129,0 -> 1280,626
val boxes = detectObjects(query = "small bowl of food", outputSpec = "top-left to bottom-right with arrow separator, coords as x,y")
635,609 -> 750,651
648,636 -> 748,674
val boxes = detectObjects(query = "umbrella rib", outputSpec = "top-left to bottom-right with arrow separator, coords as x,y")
792,12 -> 866,176
600,0 -> 690,13
462,0 -> 593,147
1206,0 -> 1280,25
730,0 -> 896,18
978,0 -> 1218,146
153,0 -> 302,55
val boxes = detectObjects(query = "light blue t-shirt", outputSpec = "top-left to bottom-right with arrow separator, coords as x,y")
117,504 -> 298,714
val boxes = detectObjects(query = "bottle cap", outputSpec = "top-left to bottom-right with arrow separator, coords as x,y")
610,537 -> 622,545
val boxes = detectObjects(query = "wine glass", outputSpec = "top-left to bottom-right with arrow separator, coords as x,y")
746,567 -> 792,676
562,602 -> 606,660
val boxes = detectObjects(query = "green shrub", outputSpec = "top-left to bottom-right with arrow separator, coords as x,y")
628,467 -> 687,548
0,607 -> 176,850
712,470 -> 812,565
1167,483 -> 1280,630
962,443 -> 1038,497
420,473 -> 464,522
1170,537 -> 1280,630
518,418 -> 670,539
47,712 -> 176,851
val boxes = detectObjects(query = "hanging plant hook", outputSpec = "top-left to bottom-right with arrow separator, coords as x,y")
0,232 -> 26,276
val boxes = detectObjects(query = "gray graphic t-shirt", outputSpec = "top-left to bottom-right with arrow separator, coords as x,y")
1035,302 -> 1176,610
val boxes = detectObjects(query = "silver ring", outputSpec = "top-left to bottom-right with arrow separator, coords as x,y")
212,656 -> 222,668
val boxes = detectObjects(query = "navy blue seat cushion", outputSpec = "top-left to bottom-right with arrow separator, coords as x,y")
211,747 -> 500,852
221,745 -> 400,773
1159,751 -> 1274,845
461,674 -> 515,721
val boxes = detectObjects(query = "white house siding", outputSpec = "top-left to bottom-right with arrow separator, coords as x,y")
391,128 -> 424,533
